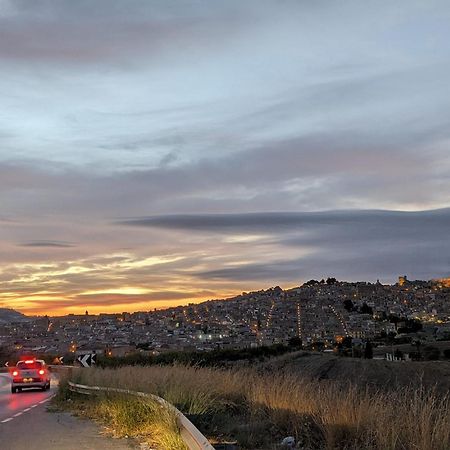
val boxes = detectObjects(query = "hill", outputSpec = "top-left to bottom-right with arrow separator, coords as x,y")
0,308 -> 29,324
257,351 -> 450,391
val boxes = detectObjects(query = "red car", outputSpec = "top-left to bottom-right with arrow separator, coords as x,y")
11,359 -> 51,393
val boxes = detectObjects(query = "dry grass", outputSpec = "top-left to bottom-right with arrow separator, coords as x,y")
54,376 -> 187,450
93,394 -> 187,450
64,365 -> 450,450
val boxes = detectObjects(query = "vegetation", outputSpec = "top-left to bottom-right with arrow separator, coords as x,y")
59,364 -> 450,450
54,376 -> 187,450
303,277 -> 338,286
95,343 -> 298,369
422,345 -> 441,361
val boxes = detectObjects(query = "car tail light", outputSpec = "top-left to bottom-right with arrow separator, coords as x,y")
12,370 -> 18,377
25,360 -> 34,364
39,369 -> 45,375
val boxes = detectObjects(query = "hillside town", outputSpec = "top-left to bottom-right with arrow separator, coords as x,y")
1,276 -> 449,362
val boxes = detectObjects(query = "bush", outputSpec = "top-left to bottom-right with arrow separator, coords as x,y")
97,344 -> 296,369
423,346 -> 440,361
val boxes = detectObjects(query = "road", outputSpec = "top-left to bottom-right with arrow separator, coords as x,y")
0,374 -> 139,449
0,373 -> 54,423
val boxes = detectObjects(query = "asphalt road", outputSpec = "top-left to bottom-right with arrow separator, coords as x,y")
0,374 -> 139,449
0,373 -> 54,423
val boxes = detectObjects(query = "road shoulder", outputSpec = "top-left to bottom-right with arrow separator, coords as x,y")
0,401 -> 139,450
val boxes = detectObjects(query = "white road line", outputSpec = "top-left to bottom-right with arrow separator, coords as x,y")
0,396 -> 53,423
1,396 -> 54,425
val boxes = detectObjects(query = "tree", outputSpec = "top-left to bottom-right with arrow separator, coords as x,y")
423,346 -> 440,361
326,277 -> 338,285
414,339 -> 422,356
343,299 -> 354,312
388,315 -> 401,325
387,332 -> 397,343
364,341 -> 373,359
397,319 -> 423,334
360,303 -> 373,315
342,336 -> 353,348
288,336 -> 302,348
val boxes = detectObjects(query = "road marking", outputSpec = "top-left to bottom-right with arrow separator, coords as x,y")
0,395 -> 54,425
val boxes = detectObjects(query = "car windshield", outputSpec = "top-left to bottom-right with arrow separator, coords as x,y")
17,361 -> 43,370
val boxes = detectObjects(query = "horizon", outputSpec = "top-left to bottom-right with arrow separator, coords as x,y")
5,273 -> 448,317
1,1 -> 449,315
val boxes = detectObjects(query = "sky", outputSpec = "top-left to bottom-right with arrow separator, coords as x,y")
0,0 -> 449,315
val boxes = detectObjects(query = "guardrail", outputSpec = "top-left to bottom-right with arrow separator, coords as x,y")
48,364 -> 74,373
68,381 -> 215,450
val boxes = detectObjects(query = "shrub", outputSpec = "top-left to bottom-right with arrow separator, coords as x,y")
423,346 -> 440,361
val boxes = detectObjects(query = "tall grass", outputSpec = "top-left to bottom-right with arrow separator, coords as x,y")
55,375 -> 187,450
93,395 -> 187,450
66,365 -> 450,450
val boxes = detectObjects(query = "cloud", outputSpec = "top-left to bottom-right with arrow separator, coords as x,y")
118,208 -> 449,232
18,240 -> 75,248
118,212 -> 317,231
0,0 -> 252,66
0,1 -> 449,314
134,209 -> 449,282
1,208 -> 448,314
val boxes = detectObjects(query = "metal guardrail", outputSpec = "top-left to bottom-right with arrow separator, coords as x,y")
48,364 -> 74,373
68,381 -> 215,450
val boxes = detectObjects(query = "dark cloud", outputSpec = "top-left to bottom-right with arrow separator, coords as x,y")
117,208 -> 449,232
19,240 -> 75,248
157,209 -> 450,282
198,260 -> 306,283
118,212 -> 318,230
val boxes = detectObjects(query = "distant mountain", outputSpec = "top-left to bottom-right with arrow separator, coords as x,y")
0,308 -> 29,324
